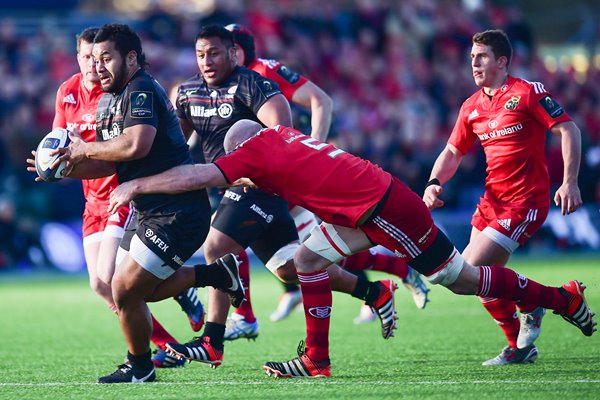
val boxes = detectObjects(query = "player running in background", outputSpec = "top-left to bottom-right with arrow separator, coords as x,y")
107,119 -> 596,378
52,27 -> 204,370
224,23 -> 429,332
423,29 -> 583,365
42,24 -> 244,384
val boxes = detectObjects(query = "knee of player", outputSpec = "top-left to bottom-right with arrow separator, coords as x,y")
275,260 -> 298,283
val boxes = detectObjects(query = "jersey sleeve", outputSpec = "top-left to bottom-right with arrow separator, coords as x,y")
238,72 -> 282,115
123,78 -> 160,129
53,85 -> 66,129
448,103 -> 477,154
174,84 -> 188,120
259,60 -> 308,101
526,84 -> 571,129
213,142 -> 264,184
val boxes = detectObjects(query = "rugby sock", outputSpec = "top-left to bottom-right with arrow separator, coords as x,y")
194,261 -> 229,288
298,270 -> 331,362
283,282 -> 300,293
232,251 -> 256,323
340,249 -> 410,280
517,301 -> 539,314
150,315 -> 178,348
203,322 -> 225,350
351,277 -> 380,304
127,350 -> 153,370
480,297 -> 519,348
477,266 -> 568,312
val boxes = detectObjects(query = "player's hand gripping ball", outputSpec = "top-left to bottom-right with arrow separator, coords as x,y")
35,128 -> 71,182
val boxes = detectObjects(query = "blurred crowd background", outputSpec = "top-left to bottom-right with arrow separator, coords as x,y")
0,0 -> 599,272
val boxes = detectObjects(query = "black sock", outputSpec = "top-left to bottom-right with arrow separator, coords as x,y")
283,282 -> 299,293
364,282 -> 381,306
204,322 -> 225,350
194,262 -> 228,289
351,277 -> 369,300
127,350 -> 153,370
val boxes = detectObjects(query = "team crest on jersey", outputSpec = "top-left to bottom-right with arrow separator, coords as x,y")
130,91 -> 153,118
504,96 -> 521,110
218,103 -> 233,118
539,95 -> 564,118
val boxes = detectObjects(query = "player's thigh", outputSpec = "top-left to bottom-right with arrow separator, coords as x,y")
96,235 -> 122,285
112,253 -> 164,304
462,227 -> 511,267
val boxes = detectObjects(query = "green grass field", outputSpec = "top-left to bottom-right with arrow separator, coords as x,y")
0,257 -> 598,399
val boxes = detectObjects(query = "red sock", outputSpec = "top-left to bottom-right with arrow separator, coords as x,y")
150,315 -> 178,349
232,251 -> 255,323
480,297 -> 519,348
298,271 -> 332,362
341,249 -> 409,279
478,266 -> 568,311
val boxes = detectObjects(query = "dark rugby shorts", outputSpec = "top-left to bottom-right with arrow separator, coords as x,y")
120,203 -> 210,271
212,187 -> 299,263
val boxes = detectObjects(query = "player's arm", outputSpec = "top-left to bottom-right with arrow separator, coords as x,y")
256,93 -> 293,127
423,143 -> 464,209
550,120 -> 582,215
107,163 -> 227,213
56,124 -> 156,165
291,80 -> 333,141
52,87 -> 67,130
67,158 -> 116,179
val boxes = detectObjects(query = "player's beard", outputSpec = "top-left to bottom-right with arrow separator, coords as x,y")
104,61 -> 129,93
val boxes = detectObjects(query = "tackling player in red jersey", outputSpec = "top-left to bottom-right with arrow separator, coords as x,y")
107,119 -> 595,378
51,27 -> 204,369
225,24 -> 429,329
423,29 -> 583,365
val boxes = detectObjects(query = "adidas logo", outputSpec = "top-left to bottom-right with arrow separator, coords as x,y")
497,218 -> 511,230
108,213 -> 121,222
468,109 -> 479,120
63,93 -> 76,104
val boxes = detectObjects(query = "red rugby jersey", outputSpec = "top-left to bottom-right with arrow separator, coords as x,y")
247,58 -> 307,101
214,125 -> 391,228
53,73 -> 119,203
449,75 -> 571,207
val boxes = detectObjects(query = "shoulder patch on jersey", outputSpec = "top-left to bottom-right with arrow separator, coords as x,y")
504,96 -> 521,111
130,91 -> 153,118
256,79 -> 279,97
276,65 -> 300,84
539,95 -> 564,118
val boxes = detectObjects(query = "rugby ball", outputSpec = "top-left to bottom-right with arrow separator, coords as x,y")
35,128 -> 71,182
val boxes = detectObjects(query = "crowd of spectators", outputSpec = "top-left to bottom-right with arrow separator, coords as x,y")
0,0 -> 599,268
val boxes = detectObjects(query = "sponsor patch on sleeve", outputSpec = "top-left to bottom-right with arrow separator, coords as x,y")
539,95 -> 564,118
276,65 -> 300,84
130,91 -> 154,118
256,79 -> 279,97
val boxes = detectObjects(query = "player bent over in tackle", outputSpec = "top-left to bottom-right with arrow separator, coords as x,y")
108,120 -> 596,378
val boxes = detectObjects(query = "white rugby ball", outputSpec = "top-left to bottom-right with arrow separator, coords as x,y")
35,128 -> 71,182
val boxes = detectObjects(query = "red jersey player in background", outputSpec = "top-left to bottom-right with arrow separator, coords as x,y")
225,23 -> 429,332
423,30 -> 583,366
52,27 -> 204,369
106,119 -> 595,378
